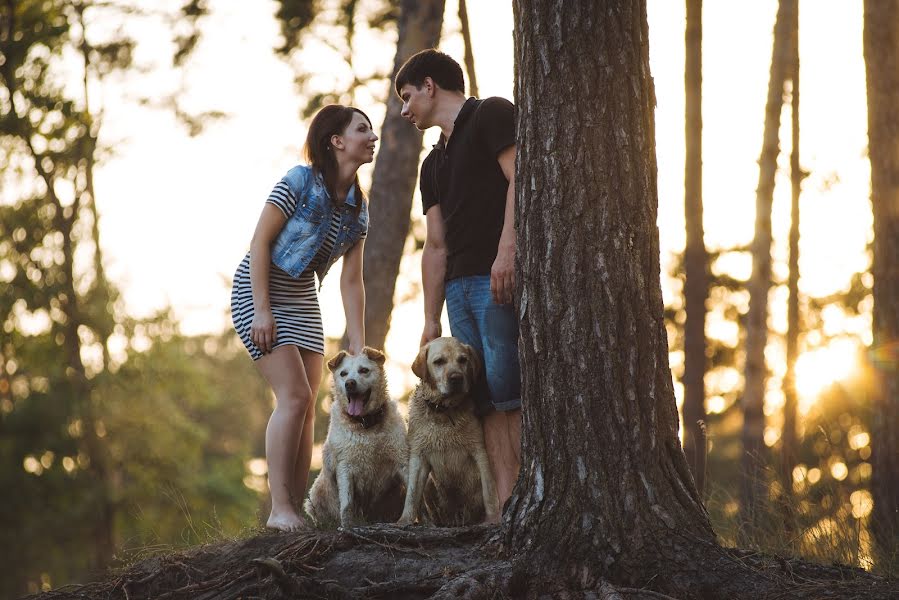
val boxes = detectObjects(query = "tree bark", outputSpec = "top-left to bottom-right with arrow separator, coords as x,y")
863,0 -> 899,559
780,2 -> 801,517
458,0 -> 479,97
359,0 -> 445,351
740,0 -> 795,532
682,0 -> 707,497
504,0 -> 725,592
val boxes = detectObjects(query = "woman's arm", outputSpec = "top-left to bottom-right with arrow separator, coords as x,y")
249,204 -> 287,354
341,238 -> 365,354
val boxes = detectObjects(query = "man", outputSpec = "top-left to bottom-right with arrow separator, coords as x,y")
396,49 -> 521,515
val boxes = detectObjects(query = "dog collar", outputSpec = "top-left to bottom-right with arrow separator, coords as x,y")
345,406 -> 386,429
425,399 -> 456,426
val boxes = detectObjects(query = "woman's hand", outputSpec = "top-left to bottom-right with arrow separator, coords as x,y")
347,339 -> 364,356
251,310 -> 277,354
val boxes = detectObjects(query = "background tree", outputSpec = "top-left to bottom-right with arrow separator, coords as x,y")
863,0 -> 899,560
458,0 -> 479,98
682,0 -> 707,495
0,2 -> 265,595
780,1 -> 802,516
0,0 -> 128,578
360,0 -> 445,351
274,0 -> 398,116
740,0 -> 795,533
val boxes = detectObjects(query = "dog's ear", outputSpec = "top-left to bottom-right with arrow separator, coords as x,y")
327,350 -> 348,372
362,346 -> 386,365
463,343 -> 482,381
411,343 -> 430,381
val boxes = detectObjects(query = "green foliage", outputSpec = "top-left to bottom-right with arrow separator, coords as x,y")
173,0 -> 210,66
97,322 -> 271,554
273,0 -> 399,117
274,0 -> 318,56
0,3 -> 264,595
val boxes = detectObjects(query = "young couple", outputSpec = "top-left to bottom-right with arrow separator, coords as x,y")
231,49 -> 522,532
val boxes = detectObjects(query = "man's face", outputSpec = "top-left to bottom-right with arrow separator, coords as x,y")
399,80 -> 433,130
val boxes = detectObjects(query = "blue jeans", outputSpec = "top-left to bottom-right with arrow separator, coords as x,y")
445,275 -> 521,414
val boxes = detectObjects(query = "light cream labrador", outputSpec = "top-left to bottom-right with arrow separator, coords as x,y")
398,337 -> 499,526
305,347 -> 407,528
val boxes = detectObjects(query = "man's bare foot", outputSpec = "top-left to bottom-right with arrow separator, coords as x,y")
266,510 -> 306,532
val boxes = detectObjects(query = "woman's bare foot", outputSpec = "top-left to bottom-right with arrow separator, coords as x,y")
266,509 -> 306,532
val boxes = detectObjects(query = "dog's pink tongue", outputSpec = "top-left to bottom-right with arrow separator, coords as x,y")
348,398 -> 364,416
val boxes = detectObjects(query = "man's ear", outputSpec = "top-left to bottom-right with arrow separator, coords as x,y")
424,76 -> 436,97
411,343 -> 430,380
362,346 -> 386,365
327,350 -> 348,372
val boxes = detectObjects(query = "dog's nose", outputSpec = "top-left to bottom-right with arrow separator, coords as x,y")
448,372 -> 464,388
346,379 -> 357,392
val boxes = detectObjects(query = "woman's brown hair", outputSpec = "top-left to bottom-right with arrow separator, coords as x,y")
304,105 -> 372,213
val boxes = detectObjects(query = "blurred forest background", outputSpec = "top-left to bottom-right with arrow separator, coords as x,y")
1,0 -> 896,596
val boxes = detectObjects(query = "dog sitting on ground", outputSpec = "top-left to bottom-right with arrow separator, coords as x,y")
397,337 -> 499,527
305,347 -> 407,528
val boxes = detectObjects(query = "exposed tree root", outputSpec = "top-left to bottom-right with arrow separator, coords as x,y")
26,525 -> 897,600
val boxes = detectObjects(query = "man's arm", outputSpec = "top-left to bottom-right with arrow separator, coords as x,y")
420,205 -> 447,346
491,144 -> 516,305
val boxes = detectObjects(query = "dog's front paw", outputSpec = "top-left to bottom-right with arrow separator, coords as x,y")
482,511 -> 501,525
396,513 -> 414,526
340,510 -> 358,529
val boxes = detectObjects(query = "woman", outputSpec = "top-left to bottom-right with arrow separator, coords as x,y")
231,105 -> 378,531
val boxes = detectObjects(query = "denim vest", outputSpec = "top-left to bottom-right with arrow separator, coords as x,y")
270,165 -> 369,287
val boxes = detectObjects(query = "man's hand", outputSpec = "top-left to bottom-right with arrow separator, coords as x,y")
420,319 -> 442,347
491,242 -> 515,305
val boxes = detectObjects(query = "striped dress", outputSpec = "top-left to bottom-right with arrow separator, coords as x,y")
230,181 -> 362,359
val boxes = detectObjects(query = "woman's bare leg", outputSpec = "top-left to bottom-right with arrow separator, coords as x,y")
255,345 -> 313,531
293,349 -> 323,507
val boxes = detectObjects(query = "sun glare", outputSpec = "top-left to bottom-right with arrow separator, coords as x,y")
794,339 -> 860,411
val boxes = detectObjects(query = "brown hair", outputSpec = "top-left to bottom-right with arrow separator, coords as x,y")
304,104 -> 372,212
395,49 -> 465,97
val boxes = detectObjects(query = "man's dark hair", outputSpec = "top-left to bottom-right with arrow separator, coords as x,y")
395,49 -> 465,96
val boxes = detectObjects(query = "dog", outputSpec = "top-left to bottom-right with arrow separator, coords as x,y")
398,337 -> 499,527
305,347 -> 407,528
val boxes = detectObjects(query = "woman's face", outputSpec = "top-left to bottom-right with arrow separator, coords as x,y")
333,112 -> 378,165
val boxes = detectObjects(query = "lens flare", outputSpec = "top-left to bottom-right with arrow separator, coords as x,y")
795,339 -> 860,411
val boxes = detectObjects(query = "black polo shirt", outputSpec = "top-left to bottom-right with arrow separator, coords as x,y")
421,96 -> 515,281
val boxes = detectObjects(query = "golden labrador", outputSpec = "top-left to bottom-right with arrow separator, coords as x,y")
398,337 -> 499,526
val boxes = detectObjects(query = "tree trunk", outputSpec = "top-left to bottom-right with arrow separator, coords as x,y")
780,2 -> 801,517
458,0 -> 479,97
740,0 -> 795,533
77,3 -> 113,369
359,0 -> 445,351
682,0 -> 707,497
863,0 -> 899,559
503,0 -> 727,592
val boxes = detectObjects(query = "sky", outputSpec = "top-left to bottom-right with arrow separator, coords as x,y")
86,0 -> 872,396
